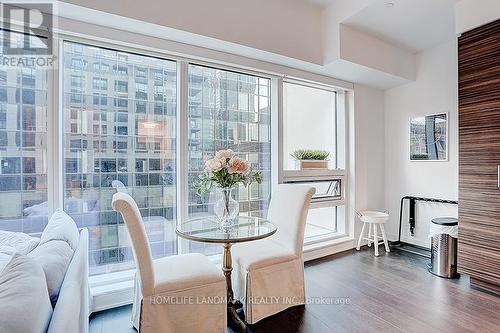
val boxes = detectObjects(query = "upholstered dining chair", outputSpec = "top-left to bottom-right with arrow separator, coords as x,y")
112,192 -> 227,333
111,180 -> 128,193
232,184 -> 315,324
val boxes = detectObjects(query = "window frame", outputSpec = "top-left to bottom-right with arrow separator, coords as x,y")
54,36 -> 279,271
39,32 -> 349,278
278,78 -> 348,245
60,40 -> 180,273
0,20 -> 350,311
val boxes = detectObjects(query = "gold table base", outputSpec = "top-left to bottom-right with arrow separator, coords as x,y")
223,242 -> 247,332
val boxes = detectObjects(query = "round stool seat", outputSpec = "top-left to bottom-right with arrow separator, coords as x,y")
358,210 -> 389,224
431,217 -> 458,226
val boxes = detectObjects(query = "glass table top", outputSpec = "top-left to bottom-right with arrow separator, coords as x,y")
176,215 -> 277,244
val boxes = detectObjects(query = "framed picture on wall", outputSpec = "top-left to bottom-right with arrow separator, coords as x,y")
409,113 -> 448,161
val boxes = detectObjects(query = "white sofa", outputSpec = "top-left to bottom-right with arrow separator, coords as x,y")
47,227 -> 89,333
0,212 -> 89,333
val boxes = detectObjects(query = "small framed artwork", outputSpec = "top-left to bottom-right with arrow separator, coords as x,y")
409,113 -> 448,161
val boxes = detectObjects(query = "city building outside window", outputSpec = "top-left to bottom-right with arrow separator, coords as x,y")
0,31 -> 48,235
63,41 -> 177,275
187,64 -> 272,256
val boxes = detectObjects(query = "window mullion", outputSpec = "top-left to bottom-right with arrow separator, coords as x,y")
273,77 -> 282,187
176,61 -> 189,255
47,38 -> 63,215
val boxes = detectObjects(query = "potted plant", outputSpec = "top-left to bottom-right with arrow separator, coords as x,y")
195,149 -> 262,230
291,149 -> 330,170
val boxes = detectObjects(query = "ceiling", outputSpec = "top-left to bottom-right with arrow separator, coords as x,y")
57,0 -> 462,89
305,0 -> 335,8
336,0 -> 459,52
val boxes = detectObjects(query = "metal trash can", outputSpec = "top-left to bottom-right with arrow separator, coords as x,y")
428,217 -> 459,279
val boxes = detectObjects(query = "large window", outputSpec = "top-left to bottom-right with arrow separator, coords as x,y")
0,35 -> 346,279
0,30 -> 48,234
62,44 -> 272,274
282,81 -> 345,240
63,42 -> 177,275
187,65 -> 271,255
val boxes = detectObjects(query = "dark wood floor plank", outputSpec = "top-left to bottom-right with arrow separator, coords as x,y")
311,250 -> 500,333
306,266 -> 437,333
90,247 -> 500,333
244,306 -> 332,333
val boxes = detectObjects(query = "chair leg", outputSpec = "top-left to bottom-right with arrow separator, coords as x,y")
356,222 -> 366,250
367,224 -> 372,247
373,224 -> 379,257
380,224 -> 390,253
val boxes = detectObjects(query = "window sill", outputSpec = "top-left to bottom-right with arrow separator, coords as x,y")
303,235 -> 355,262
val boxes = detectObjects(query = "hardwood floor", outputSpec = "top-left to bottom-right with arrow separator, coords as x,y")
90,247 -> 500,333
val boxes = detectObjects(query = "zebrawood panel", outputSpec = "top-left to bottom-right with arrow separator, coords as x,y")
459,221 -> 500,250
458,19 -> 500,130
458,19 -> 500,295
458,242 -> 500,284
470,278 -> 500,295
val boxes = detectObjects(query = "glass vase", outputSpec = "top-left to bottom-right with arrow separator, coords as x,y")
213,186 -> 239,231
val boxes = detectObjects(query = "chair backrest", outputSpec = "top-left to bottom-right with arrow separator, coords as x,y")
112,192 -> 154,296
267,184 -> 315,256
111,180 -> 128,193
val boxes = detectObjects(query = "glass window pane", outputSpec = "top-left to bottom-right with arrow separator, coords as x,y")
305,206 -> 337,238
283,82 -> 336,170
0,30 -> 48,232
63,41 -> 177,275
282,82 -> 341,238
187,64 -> 271,256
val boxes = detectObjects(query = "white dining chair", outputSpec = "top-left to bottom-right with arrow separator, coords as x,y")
112,192 -> 227,333
111,180 -> 128,193
231,184 -> 315,324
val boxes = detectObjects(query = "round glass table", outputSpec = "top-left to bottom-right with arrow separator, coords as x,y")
176,215 -> 277,332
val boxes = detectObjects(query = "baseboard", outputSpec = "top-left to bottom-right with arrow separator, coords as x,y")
91,280 -> 134,312
303,237 -> 356,261
388,233 -> 430,249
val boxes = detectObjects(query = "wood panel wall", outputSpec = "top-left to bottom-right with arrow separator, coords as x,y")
458,19 -> 500,295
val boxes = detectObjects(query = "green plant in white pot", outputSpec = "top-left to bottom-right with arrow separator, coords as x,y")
291,149 -> 330,170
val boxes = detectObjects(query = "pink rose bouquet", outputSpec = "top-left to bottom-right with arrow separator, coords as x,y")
196,149 -> 262,195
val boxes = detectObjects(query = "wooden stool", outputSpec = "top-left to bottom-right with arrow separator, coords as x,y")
356,210 -> 390,257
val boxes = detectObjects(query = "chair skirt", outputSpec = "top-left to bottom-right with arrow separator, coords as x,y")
132,274 -> 227,333
234,258 -> 305,324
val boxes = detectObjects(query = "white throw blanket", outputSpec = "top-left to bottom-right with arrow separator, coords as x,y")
0,231 -> 40,255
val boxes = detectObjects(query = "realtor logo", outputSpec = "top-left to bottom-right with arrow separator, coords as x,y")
1,1 -> 53,55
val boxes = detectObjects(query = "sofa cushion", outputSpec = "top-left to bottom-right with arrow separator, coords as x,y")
0,230 -> 40,255
23,201 -> 49,217
0,254 -> 53,333
0,252 -> 12,272
40,210 -> 79,251
28,240 -> 74,306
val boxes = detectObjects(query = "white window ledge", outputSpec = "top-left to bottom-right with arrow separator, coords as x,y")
303,236 -> 355,262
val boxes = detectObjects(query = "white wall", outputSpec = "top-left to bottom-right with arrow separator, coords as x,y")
339,25 -> 415,81
353,84 -> 385,237
383,40 -> 458,247
60,0 -> 323,64
455,0 -> 500,34
320,0 -> 377,63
